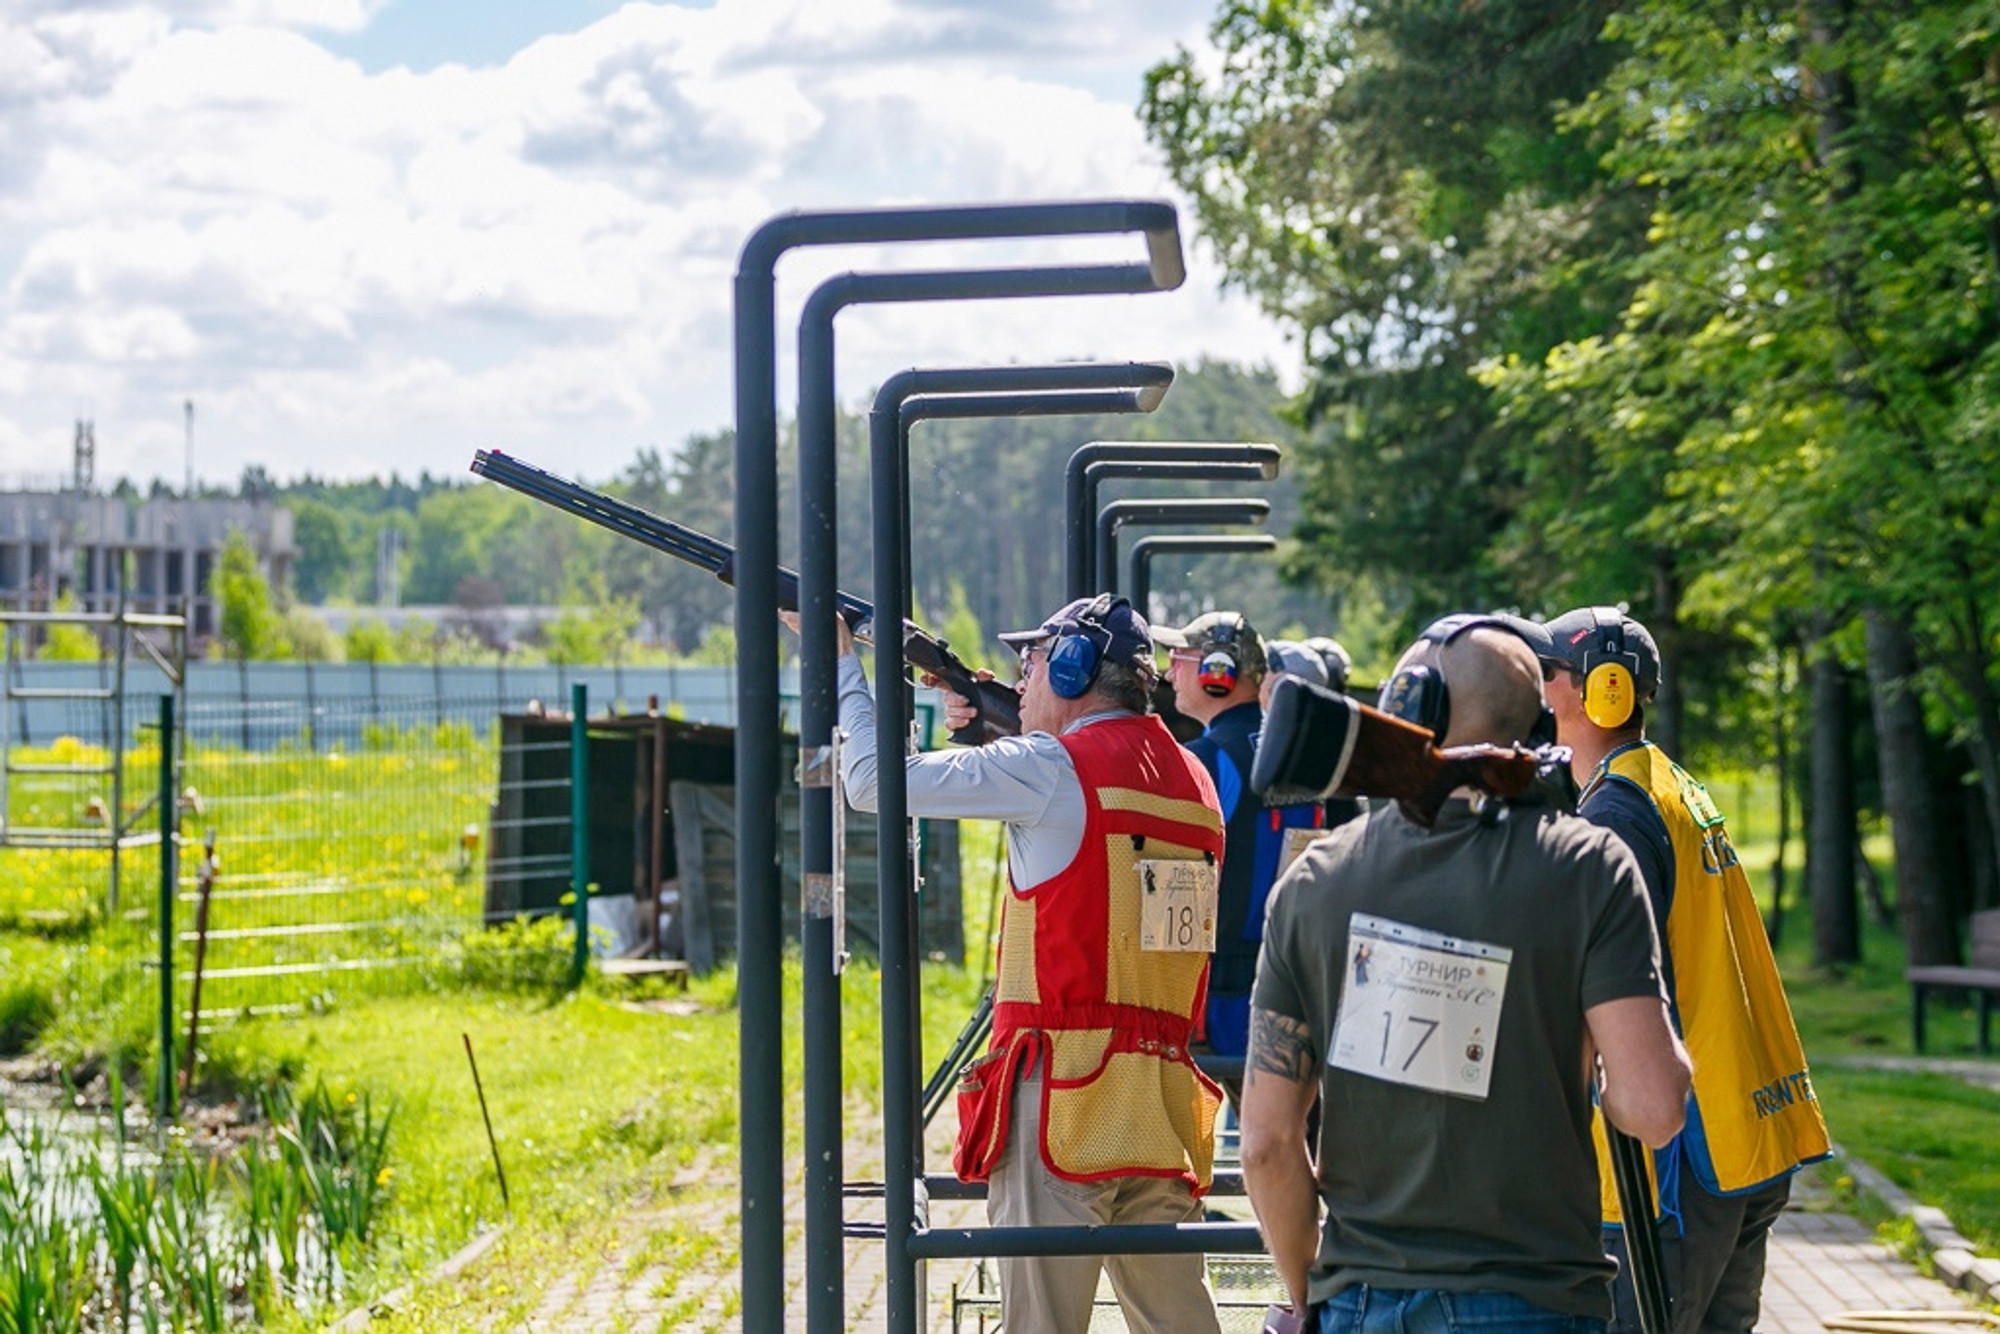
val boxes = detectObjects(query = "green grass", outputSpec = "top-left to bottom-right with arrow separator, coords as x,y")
199,949 -> 987,1332
1806,1067 -> 2000,1250
5,725 -> 498,1017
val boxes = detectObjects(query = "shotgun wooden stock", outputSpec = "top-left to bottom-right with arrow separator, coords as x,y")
1254,678 -> 1559,826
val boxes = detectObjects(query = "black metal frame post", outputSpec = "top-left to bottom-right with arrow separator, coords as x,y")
802,289 -> 1170,1331
876,435 -> 1276,1326
736,200 -> 1181,1333
802,281 -> 1158,1333
1128,534 -> 1280,620
1093,498 -> 1272,596
1064,443 -> 1280,599
866,364 -> 1183,1334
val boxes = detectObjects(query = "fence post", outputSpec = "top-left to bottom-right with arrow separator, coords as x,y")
156,693 -> 177,1121
569,682 -> 590,987
237,656 -> 250,750
305,660 -> 319,752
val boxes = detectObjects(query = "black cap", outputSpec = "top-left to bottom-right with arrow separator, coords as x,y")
1539,607 -> 1662,698
998,595 -> 1156,673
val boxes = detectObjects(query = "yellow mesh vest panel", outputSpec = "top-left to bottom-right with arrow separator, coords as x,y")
996,891 -> 1039,1006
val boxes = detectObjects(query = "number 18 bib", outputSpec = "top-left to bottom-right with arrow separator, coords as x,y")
1328,912 -> 1512,1100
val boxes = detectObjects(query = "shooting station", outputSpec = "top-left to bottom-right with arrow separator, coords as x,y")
476,195 -> 1674,1333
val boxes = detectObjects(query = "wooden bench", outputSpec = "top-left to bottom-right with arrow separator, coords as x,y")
1907,908 -> 2000,1054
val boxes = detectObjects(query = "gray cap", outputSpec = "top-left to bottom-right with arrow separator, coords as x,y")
1264,640 -> 1329,689
997,595 -> 1156,673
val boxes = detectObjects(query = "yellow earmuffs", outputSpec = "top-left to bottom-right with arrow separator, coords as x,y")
1580,607 -> 1641,730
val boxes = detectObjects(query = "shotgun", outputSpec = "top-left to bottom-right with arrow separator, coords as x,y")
470,449 -> 1022,746
1253,675 -> 1575,827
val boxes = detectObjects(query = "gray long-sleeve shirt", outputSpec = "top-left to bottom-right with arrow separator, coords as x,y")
834,653 -> 1130,890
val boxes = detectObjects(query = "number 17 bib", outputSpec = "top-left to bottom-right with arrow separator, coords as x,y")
1328,912 -> 1512,1100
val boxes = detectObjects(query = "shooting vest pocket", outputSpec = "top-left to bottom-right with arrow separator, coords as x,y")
1041,1027 -> 1220,1185
952,1036 -> 1039,1184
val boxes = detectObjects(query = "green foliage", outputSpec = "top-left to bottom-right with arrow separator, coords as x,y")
684,622 -> 736,666
289,499 -> 351,603
936,581 -> 992,674
34,593 -> 100,663
342,617 -> 395,664
1142,2 -> 1646,626
0,1074 -> 398,1331
279,607 -> 342,663
455,914 -> 573,993
215,529 -> 287,662
539,569 -> 641,666
0,955 -> 56,1055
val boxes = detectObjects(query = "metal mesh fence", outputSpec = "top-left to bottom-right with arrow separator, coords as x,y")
171,696 -> 509,1016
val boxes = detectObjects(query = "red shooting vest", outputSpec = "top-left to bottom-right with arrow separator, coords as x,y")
954,713 -> 1226,1190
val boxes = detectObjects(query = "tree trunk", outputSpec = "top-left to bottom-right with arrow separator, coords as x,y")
1807,624 -> 1860,965
1863,608 -> 1957,966
1650,551 -> 1682,757
1767,642 -> 1792,946
1957,658 -> 2000,905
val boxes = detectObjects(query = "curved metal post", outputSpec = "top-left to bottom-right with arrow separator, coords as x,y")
867,362 -> 1173,1334
1064,442 -> 1280,599
1128,534 -> 1280,620
1093,498 -> 1271,597
799,270 -> 1176,1331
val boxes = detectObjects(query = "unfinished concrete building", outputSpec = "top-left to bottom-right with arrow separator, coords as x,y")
0,431 -> 295,644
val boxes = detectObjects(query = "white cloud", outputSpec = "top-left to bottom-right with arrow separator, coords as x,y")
0,0 -> 1290,490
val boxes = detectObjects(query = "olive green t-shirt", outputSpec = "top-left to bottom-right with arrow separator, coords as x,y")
1253,799 -> 1665,1318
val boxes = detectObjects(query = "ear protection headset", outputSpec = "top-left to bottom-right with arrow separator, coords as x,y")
1197,614 -> 1249,698
1578,606 -> 1641,730
1377,613 -> 1558,747
1045,594 -> 1122,700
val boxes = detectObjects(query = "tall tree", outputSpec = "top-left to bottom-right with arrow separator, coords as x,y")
1865,609 -> 1957,966
1143,1 -> 1658,629
213,529 -> 285,661
1481,0 -> 2000,856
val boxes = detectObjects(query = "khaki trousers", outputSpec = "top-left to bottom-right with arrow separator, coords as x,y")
988,1068 -> 1223,1334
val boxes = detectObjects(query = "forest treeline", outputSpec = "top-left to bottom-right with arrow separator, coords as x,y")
1138,0 -> 2000,969
250,359 -> 1328,665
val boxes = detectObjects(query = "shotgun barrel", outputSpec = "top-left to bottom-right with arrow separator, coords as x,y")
471,449 -> 1021,745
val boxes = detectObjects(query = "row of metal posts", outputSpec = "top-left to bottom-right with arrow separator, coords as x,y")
732,197 -> 1295,1332
735,199 -> 1184,1334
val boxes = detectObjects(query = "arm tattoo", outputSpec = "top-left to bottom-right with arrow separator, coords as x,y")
1248,1007 -> 1317,1084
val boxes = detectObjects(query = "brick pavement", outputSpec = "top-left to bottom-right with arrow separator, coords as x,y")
556,1136 -> 1982,1333
1760,1172 -> 1985,1334
394,1088 -> 1993,1332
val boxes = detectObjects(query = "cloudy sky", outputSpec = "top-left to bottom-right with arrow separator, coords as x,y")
0,0 -> 1295,492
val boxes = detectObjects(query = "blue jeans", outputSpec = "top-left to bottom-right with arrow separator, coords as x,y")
1319,1286 -> 1606,1334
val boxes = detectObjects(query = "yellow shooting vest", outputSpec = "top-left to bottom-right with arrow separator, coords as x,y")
1593,743 -> 1830,1223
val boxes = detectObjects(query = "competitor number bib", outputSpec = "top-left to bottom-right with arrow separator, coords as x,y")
1138,859 -> 1218,952
1328,912 -> 1512,1100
